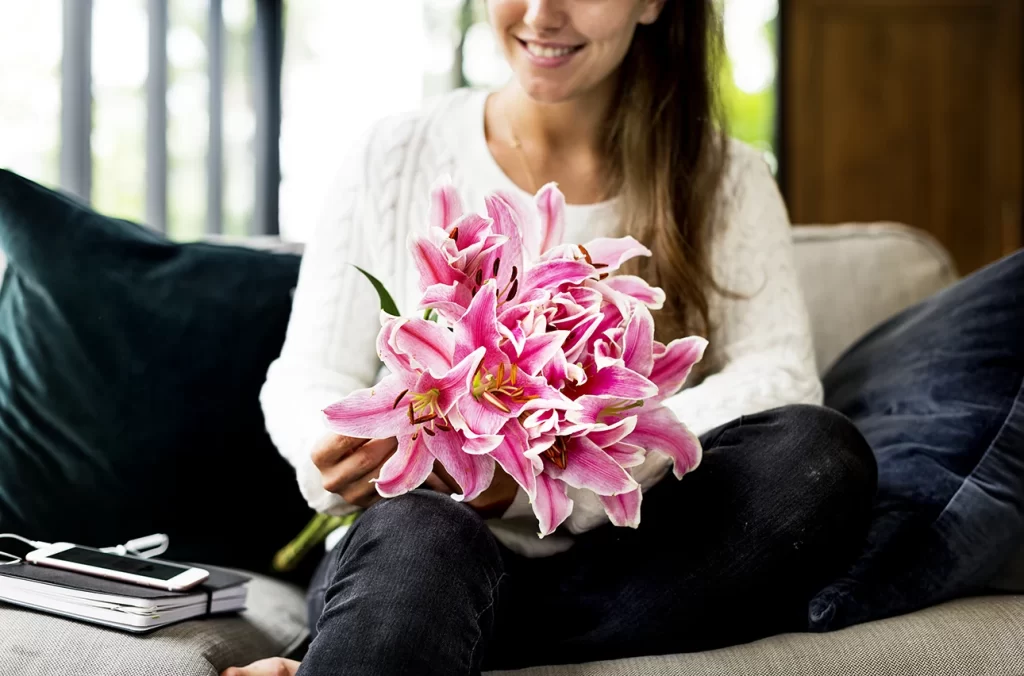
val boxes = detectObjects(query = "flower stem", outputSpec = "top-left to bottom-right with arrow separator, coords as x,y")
273,512 -> 360,572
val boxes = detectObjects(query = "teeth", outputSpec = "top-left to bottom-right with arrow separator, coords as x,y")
526,42 -> 576,58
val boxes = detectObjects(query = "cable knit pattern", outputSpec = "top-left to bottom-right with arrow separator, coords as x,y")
260,88 -> 823,557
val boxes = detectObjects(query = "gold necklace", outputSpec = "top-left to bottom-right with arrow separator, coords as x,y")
504,101 -> 540,195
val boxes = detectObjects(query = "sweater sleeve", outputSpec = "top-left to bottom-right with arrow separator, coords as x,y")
558,145 -> 824,535
260,129 -> 398,516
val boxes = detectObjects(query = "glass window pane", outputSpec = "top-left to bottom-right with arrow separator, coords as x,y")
722,0 -> 779,168
223,0 -> 255,237
279,0 -> 425,242
92,0 -> 149,222
0,1 -> 62,188
168,0 -> 210,240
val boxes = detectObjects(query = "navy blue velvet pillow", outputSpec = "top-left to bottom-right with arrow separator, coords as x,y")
810,250 -> 1024,630
0,170 -> 312,574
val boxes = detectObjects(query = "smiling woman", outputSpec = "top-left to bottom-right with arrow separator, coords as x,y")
240,1 -> 878,675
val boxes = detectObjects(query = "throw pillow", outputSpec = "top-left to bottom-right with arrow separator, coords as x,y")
809,249 -> 1024,629
0,170 -> 312,574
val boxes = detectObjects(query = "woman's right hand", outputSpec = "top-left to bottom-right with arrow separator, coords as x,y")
311,433 -> 450,508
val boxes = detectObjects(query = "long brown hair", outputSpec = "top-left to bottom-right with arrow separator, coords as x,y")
605,0 -> 730,343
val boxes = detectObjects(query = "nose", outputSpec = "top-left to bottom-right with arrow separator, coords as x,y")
523,0 -> 566,34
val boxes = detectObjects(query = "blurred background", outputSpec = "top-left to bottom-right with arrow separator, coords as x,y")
0,0 -> 1019,272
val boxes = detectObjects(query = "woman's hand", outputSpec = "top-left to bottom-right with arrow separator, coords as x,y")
432,462 -> 520,519
311,433 -> 450,508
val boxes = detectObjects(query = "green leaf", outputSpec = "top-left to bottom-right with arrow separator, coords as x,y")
352,264 -> 400,317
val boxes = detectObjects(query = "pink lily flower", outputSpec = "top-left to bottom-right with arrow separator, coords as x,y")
451,283 -> 576,438
322,315 -> 495,502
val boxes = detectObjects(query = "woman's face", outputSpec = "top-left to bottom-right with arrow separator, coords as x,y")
488,0 -> 665,104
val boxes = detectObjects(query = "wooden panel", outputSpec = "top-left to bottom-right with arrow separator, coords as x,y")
784,0 -> 1023,274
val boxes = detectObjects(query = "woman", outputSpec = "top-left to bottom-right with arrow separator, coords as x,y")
228,1 -> 876,674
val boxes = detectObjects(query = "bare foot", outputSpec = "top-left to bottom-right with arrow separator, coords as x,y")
221,657 -> 300,676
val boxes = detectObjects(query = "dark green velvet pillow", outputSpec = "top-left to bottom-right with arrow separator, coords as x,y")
0,170 -> 312,574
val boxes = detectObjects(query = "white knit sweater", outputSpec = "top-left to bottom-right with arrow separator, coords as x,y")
260,88 -> 824,557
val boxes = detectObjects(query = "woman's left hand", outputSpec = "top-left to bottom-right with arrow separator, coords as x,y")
432,462 -> 520,519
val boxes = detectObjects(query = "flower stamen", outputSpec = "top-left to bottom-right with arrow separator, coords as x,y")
481,390 -> 511,413
393,389 -> 409,410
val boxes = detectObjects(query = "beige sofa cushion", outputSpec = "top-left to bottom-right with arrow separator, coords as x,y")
791,223 -> 958,374
489,595 -> 1024,676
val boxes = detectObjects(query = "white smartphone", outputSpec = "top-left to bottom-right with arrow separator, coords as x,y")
25,543 -> 209,592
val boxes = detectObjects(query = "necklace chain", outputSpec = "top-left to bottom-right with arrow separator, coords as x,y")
504,100 -> 540,195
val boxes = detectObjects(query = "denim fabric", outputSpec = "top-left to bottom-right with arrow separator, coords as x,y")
301,404 -> 876,675
810,249 -> 1024,630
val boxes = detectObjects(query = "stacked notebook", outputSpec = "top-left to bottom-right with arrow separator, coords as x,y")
0,562 -> 249,633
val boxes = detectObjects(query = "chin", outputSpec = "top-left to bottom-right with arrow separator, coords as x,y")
515,74 -> 577,105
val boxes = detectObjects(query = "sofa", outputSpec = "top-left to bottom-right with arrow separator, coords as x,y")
1,222 -> 1022,676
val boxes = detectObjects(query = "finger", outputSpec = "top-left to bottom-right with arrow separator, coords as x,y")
312,434 -> 369,468
342,448 -> 398,507
328,437 -> 398,486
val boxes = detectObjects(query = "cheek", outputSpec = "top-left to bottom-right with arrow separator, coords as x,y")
574,7 -> 641,70
487,0 -> 522,35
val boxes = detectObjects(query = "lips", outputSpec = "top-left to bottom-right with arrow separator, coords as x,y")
516,38 -> 584,60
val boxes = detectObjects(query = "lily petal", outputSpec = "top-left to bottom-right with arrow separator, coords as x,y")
482,193 -> 525,288
622,304 -> 655,377
580,236 -> 651,272
393,318 -> 456,376
463,433 -> 504,455
627,405 -> 702,479
454,282 -> 502,362
649,336 -> 709,401
599,485 -> 643,528
451,212 -> 494,248
604,275 -> 666,310
576,364 -> 658,400
584,415 -> 638,448
372,433 -> 435,498
490,421 -> 540,500
535,182 -> 566,257
420,346 -> 486,415
546,436 -> 638,496
420,282 -> 473,323
411,234 -> 465,291
604,441 -> 647,469
456,391 -> 512,437
533,473 -> 574,538
520,259 -> 595,298
516,330 -> 569,376
377,316 -> 416,379
322,376 -> 409,439
425,429 -> 495,502
429,177 -> 464,231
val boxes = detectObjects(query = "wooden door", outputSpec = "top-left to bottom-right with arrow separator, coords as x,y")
783,0 -> 1022,274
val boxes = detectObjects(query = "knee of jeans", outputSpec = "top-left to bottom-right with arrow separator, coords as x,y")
773,404 -> 877,498
356,489 -> 492,556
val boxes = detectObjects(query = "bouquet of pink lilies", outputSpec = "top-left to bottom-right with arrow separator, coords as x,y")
323,181 -> 707,537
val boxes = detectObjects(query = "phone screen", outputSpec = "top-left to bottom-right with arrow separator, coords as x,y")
48,547 -> 188,581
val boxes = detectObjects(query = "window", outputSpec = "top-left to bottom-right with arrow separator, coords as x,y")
0,1 -> 62,189
0,0 -> 271,240
0,1 -> 780,244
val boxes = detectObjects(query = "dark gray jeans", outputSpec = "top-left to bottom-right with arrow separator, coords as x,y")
299,404 -> 876,675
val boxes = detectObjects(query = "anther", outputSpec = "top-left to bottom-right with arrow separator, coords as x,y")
393,389 -> 409,410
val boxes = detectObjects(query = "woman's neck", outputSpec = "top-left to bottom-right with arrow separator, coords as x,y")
486,77 -> 618,204
497,79 -> 616,154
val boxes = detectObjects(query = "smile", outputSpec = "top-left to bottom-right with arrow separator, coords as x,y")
516,38 -> 584,65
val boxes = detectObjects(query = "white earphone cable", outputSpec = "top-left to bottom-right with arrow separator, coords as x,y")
0,534 -> 50,565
